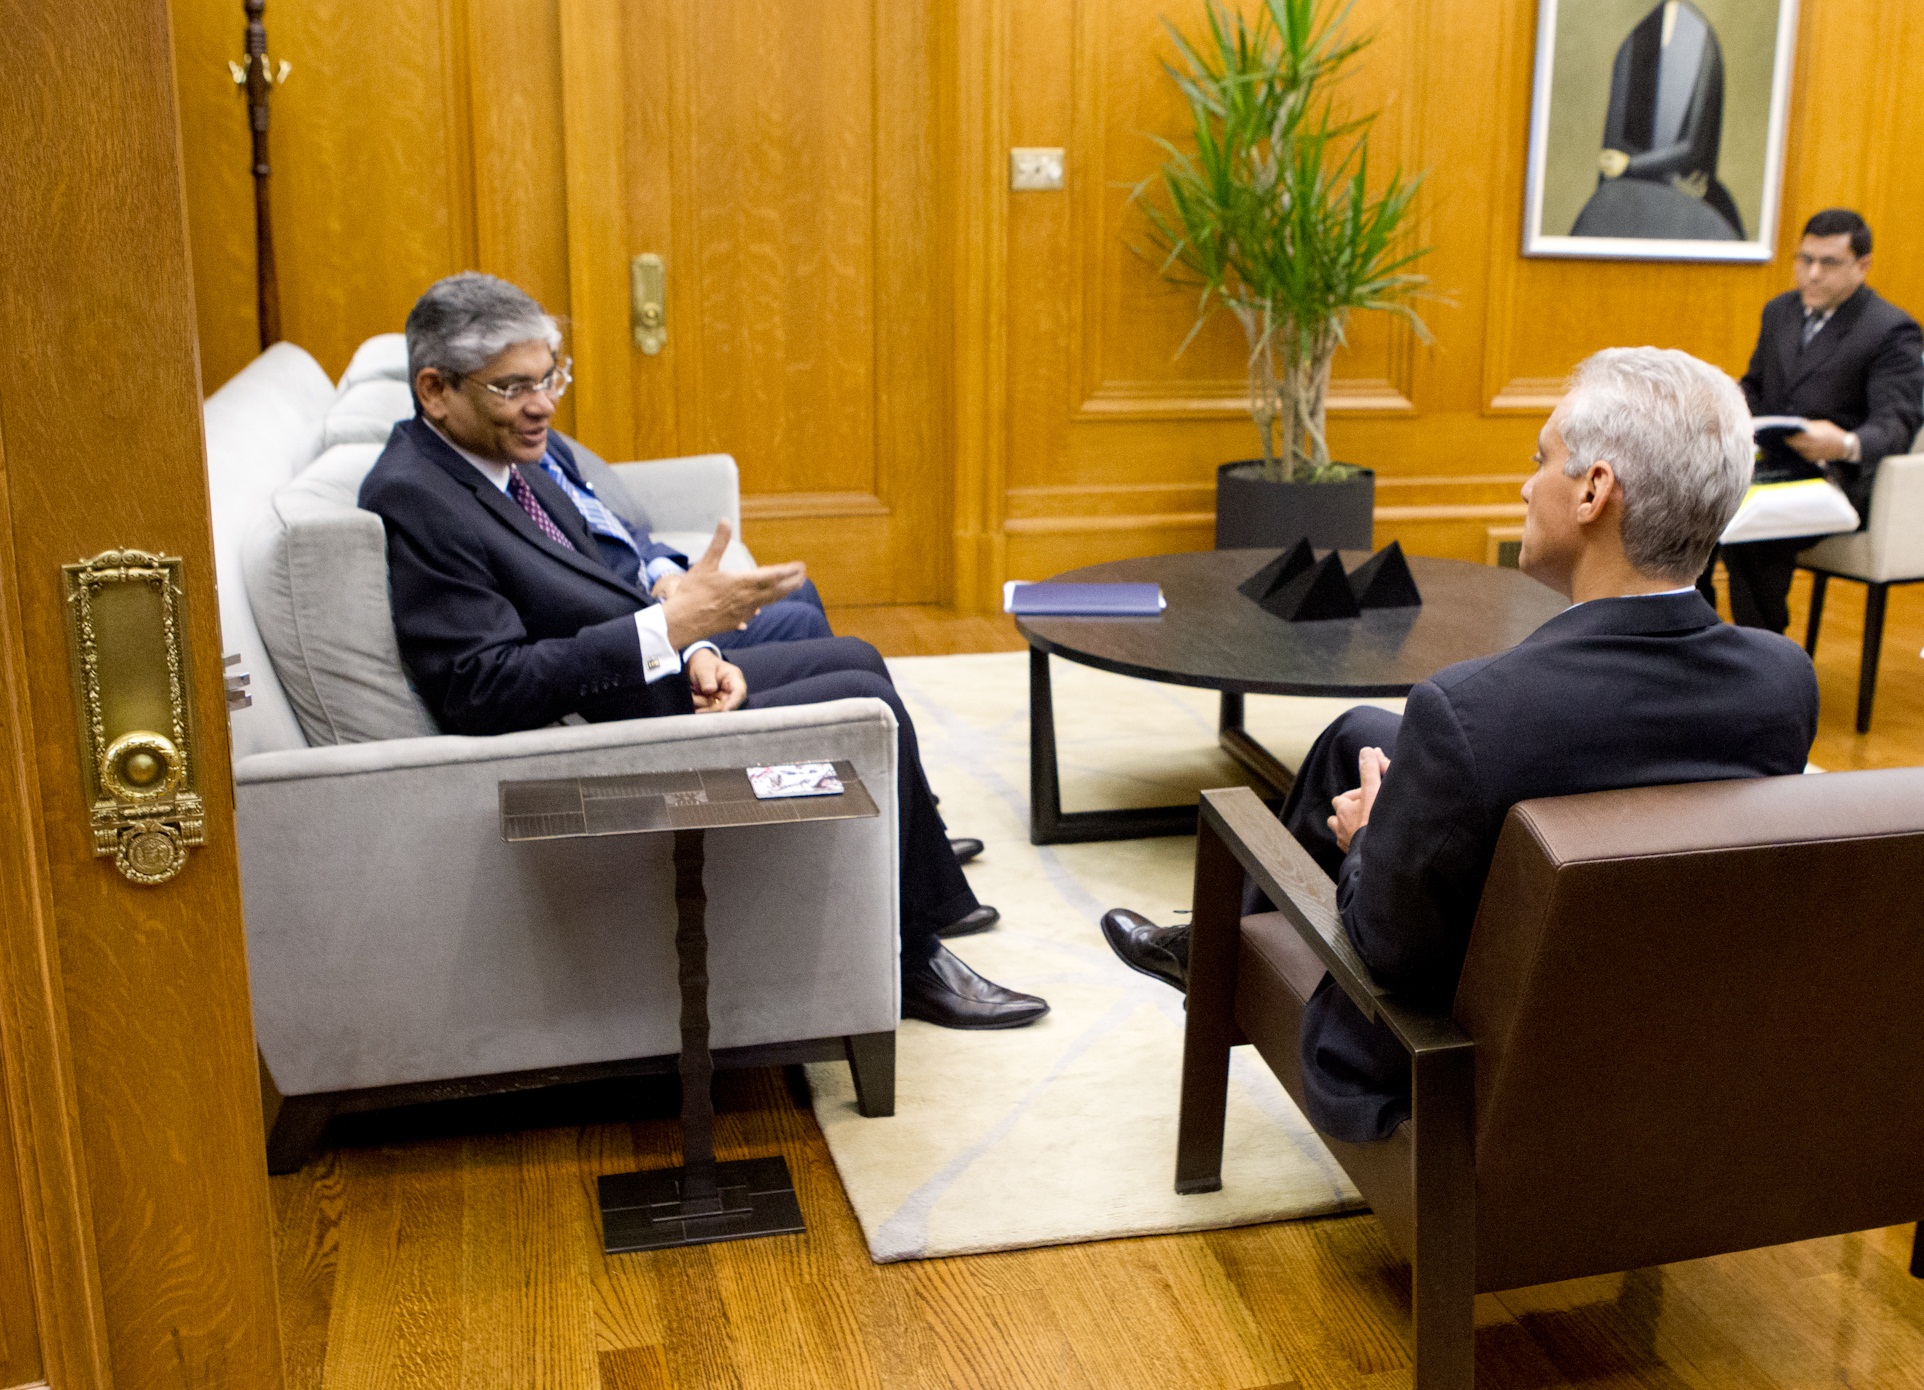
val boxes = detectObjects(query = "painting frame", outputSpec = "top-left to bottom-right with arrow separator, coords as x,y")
1522,0 -> 1801,262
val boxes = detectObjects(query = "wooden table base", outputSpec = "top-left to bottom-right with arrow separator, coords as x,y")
1027,648 -> 1294,845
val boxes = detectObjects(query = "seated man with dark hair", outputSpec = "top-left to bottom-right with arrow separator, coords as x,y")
1708,208 -> 1924,633
1103,347 -> 1818,1142
360,272 -> 1043,1030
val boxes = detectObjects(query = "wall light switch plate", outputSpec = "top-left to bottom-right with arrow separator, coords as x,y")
1009,147 -> 1065,191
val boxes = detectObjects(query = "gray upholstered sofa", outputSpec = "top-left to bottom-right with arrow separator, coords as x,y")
205,336 -> 899,1171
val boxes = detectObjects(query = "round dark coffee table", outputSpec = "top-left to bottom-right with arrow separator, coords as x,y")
1013,549 -> 1566,843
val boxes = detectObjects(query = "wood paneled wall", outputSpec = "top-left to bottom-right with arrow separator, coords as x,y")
173,0 -> 1924,609
171,0 -> 576,434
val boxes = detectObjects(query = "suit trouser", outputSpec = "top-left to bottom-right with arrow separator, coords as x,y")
1701,540 -> 1807,634
1260,705 -> 1416,1142
732,636 -> 972,969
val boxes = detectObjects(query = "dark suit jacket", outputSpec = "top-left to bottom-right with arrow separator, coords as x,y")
1302,591 -> 1819,1143
1740,285 -> 1924,515
359,416 -> 694,734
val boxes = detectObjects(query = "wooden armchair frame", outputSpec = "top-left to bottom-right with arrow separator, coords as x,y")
1175,784 -> 1924,1390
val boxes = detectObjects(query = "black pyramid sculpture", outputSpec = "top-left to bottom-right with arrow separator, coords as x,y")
1236,538 -> 1316,603
1252,549 -> 1361,621
1347,540 -> 1423,610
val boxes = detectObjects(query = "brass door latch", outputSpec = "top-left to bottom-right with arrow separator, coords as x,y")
631,253 -> 667,355
62,550 -> 205,885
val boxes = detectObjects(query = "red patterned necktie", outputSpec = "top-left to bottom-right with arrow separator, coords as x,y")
507,467 -> 576,551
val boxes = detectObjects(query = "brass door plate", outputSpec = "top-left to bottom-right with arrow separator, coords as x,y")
631,253 -> 667,355
62,550 -> 204,885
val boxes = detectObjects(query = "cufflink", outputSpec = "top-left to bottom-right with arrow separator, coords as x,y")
645,658 -> 663,674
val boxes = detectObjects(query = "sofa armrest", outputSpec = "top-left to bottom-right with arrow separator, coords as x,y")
1197,787 -> 1468,1054
611,454 -> 740,539
235,697 -> 888,786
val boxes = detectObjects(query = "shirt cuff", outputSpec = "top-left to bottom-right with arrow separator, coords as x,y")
1844,432 -> 1863,464
634,606 -> 682,683
633,607 -> 724,685
643,556 -> 686,589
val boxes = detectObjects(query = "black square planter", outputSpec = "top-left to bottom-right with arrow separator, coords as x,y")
1214,460 -> 1375,552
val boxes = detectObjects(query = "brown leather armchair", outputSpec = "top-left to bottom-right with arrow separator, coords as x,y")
1177,772 -> 1924,1390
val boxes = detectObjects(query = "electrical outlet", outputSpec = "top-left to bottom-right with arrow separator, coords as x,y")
1009,147 -> 1066,191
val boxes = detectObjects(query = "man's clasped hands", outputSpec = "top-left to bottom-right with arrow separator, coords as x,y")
1328,746 -> 1391,853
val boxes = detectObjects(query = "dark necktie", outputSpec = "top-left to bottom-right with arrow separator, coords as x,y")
507,468 -> 576,551
1802,312 -> 1826,348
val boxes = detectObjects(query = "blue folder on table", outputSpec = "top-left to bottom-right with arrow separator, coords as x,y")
1003,581 -> 1166,617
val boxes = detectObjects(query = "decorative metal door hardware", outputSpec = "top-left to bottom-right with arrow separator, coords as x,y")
631,253 -> 667,355
62,551 -> 205,885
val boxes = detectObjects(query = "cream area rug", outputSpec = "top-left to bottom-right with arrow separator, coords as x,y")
805,652 -> 1404,1263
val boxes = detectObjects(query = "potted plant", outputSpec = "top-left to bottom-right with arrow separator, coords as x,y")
1133,0 -> 1432,552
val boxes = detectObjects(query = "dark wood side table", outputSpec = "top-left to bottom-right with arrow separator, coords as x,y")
500,762 -> 879,1254
1014,550 -> 1567,844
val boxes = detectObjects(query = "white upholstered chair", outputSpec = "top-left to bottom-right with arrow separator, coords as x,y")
206,338 -> 901,1171
1797,450 -> 1924,732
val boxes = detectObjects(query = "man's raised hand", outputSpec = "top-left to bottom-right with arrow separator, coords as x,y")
689,521 -> 731,572
660,537 -> 807,648
651,522 -> 734,600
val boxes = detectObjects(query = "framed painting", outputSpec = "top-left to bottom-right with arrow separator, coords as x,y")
1523,0 -> 1800,261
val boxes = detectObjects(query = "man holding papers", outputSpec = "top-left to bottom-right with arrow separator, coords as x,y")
1707,209 -> 1923,632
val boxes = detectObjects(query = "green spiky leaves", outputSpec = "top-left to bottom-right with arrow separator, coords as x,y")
1131,0 -> 1432,481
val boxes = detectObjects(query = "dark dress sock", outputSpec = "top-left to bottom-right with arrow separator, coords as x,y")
1719,537 -> 1806,633
732,636 -> 972,968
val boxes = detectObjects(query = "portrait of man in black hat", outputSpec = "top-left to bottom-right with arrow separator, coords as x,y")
1524,0 -> 1799,260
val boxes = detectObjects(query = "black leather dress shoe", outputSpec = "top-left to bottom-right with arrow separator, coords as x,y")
950,836 -> 984,865
1100,908 -> 1190,993
902,944 -> 1049,1029
936,904 -> 999,939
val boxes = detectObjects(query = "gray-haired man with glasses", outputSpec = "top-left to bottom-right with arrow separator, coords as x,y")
359,273 -> 1044,1030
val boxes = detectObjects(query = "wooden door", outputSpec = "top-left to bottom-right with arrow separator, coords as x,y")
0,0 -> 287,1384
560,0 -> 948,606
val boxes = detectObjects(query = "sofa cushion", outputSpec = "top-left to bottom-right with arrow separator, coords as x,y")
205,341 -> 337,759
336,332 -> 409,393
321,379 -> 414,452
242,444 -> 441,746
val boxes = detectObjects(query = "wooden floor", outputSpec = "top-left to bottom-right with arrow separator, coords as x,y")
273,571 -> 1924,1390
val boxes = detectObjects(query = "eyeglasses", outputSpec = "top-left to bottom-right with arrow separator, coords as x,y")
460,357 -> 572,404
1794,253 -> 1857,273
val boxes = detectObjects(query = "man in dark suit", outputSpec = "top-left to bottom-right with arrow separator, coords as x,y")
360,272 -> 1046,1030
1707,208 -> 1924,632
1102,348 -> 1818,1143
